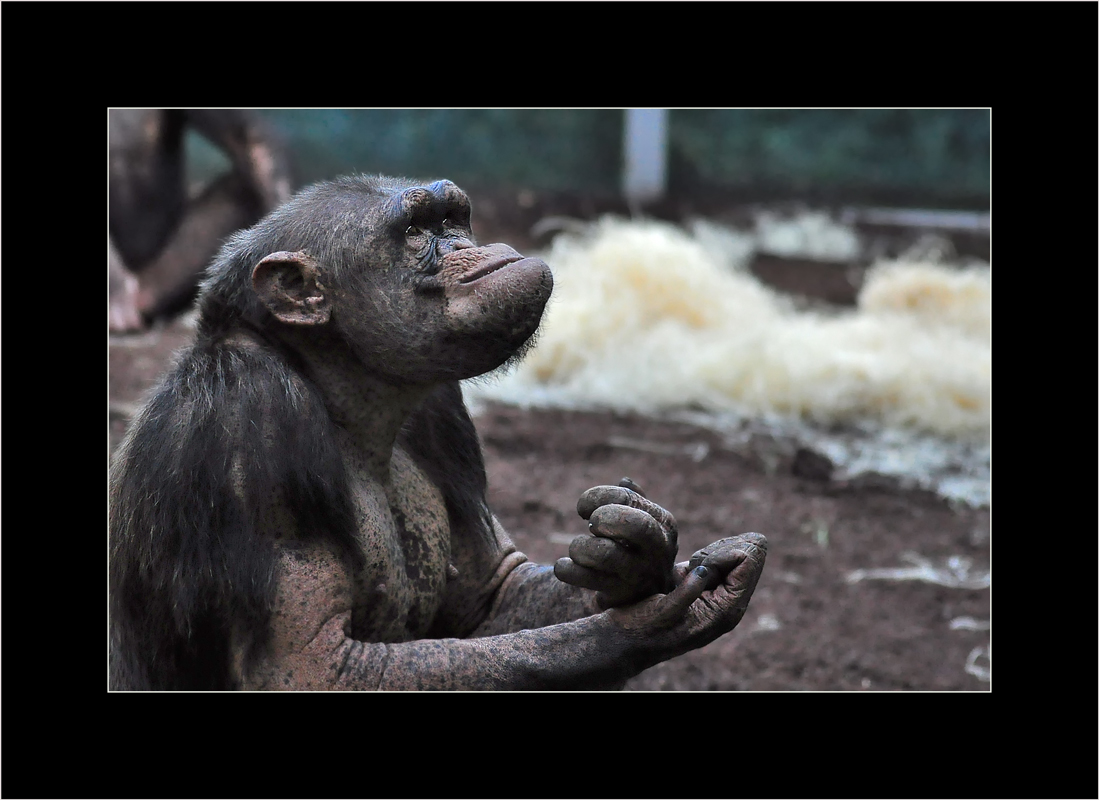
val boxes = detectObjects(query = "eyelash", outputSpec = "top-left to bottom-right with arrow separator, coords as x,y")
406,219 -> 451,237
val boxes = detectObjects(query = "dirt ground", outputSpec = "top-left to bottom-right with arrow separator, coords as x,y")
107,190 -> 991,691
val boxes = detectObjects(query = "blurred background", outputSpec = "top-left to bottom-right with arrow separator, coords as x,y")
189,108 -> 990,208
109,108 -> 991,691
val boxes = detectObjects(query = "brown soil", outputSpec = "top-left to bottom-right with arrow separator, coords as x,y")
480,403 -> 989,691
107,192 -> 990,691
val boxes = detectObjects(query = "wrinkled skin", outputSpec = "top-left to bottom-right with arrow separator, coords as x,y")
108,174 -> 768,691
560,482 -> 767,646
556,483 -> 680,608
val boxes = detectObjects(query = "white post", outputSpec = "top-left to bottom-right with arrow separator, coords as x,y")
622,109 -> 668,205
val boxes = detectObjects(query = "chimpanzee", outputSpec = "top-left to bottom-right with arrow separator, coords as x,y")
108,109 -> 292,331
108,174 -> 768,690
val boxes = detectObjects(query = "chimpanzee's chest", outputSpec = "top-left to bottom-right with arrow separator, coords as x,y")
343,447 -> 451,642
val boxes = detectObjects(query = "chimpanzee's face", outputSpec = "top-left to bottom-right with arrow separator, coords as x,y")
331,180 -> 553,383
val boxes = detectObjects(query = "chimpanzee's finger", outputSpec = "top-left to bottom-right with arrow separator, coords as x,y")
576,486 -> 677,536
587,504 -> 669,557
617,477 -> 647,497
651,566 -> 712,627
568,532 -> 646,577
553,557 -> 632,595
687,533 -> 768,576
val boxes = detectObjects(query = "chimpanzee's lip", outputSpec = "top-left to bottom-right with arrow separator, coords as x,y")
458,254 -> 526,284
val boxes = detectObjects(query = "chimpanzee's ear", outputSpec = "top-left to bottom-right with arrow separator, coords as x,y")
251,251 -> 331,326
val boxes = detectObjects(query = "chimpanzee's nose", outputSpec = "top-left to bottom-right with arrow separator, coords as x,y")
442,236 -> 474,254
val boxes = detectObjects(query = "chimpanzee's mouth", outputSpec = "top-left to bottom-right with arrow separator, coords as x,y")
458,254 -> 526,284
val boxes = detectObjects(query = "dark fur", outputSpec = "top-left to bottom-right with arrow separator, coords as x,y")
109,176 -> 495,690
109,338 -> 349,689
400,381 -> 494,541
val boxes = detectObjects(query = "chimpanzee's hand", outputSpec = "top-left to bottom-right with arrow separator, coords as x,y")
603,532 -> 768,660
554,479 -> 678,609
108,248 -> 147,333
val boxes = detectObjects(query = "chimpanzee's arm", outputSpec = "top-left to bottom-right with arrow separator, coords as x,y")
244,531 -> 765,691
424,515 -> 601,640
184,110 -> 292,209
242,538 -> 621,690
264,605 -> 641,690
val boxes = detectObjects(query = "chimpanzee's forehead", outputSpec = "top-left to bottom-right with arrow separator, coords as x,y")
384,179 -> 471,222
